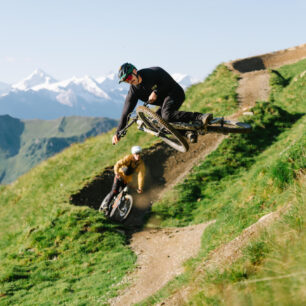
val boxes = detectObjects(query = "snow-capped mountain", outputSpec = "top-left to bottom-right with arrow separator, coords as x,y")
0,69 -> 195,120
12,69 -> 57,91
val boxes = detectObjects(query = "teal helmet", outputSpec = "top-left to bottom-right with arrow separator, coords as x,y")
118,63 -> 136,83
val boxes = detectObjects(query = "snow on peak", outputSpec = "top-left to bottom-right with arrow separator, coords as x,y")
12,69 -> 57,91
72,75 -> 109,99
96,72 -> 123,92
6,69 -> 196,109
171,73 -> 197,89
53,75 -> 109,99
172,73 -> 188,83
28,74 -> 110,104
96,72 -> 116,84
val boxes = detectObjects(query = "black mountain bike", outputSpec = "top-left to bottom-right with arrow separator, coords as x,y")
118,103 -> 252,153
99,186 -> 133,221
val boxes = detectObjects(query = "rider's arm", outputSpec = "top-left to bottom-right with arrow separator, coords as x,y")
116,88 -> 138,137
114,155 -> 130,175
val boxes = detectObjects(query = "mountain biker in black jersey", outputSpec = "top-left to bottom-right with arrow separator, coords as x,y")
112,63 -> 213,145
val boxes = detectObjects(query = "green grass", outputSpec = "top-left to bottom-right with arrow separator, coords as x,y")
138,59 -> 306,305
138,115 -> 305,305
0,208 -> 136,305
182,64 -> 239,116
186,185 -> 305,306
1,58 -> 304,305
0,121 -> 158,304
151,101 -> 303,226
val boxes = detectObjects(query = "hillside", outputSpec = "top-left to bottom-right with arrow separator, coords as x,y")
0,115 -> 117,184
0,44 -> 305,305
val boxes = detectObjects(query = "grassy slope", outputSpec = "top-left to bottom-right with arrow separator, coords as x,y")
2,59 -> 304,305
181,64 -> 239,116
139,59 -> 306,305
0,127 -> 155,304
0,116 -> 118,184
0,64 -> 239,305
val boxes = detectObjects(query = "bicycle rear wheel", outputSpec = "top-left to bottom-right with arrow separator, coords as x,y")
207,118 -> 252,134
136,106 -> 189,153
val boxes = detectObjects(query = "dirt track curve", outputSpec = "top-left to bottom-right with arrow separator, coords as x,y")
71,44 -> 306,305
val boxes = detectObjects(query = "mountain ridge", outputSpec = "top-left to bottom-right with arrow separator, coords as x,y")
0,69 -> 195,120
0,114 -> 118,184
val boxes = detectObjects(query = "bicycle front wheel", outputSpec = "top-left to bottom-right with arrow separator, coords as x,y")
207,118 -> 252,134
110,194 -> 133,221
99,192 -> 113,213
136,106 -> 189,153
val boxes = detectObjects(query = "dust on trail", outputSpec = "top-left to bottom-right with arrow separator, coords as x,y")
110,221 -> 215,306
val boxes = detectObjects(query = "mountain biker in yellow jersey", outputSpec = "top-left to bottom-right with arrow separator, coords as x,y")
101,145 -> 145,215
112,63 -> 213,145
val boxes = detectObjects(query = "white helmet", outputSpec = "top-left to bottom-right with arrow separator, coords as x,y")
131,145 -> 142,154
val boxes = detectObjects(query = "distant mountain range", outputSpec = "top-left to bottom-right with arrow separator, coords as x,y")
0,114 -> 118,184
0,69 -> 196,120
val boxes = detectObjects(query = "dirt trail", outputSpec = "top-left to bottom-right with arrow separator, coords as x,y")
110,221 -> 215,305
160,207 -> 289,306
70,44 -> 306,305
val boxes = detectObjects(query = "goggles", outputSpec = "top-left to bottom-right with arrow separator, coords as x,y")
124,74 -> 133,82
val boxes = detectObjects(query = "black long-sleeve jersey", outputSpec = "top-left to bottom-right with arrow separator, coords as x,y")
116,66 -> 184,135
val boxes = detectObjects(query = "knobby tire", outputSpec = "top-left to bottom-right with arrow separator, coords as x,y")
110,194 -> 133,221
207,119 -> 251,134
136,106 -> 189,153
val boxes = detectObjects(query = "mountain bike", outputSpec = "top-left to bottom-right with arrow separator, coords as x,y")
99,186 -> 133,222
118,103 -> 252,153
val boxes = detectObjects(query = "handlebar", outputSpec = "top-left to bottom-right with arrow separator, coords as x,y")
117,102 -> 149,138
117,114 -> 137,138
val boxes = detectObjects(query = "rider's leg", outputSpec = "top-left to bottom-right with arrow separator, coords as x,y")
160,94 -> 212,128
102,176 -> 126,212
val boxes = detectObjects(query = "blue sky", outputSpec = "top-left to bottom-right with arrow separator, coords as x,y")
0,0 -> 305,83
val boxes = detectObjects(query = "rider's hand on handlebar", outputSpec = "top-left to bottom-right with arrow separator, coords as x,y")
148,91 -> 157,104
137,188 -> 143,194
112,134 -> 120,145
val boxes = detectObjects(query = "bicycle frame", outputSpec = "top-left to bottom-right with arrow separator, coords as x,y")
118,103 -> 251,145
118,104 -> 226,138
109,186 -> 133,221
